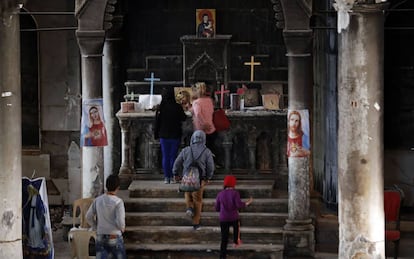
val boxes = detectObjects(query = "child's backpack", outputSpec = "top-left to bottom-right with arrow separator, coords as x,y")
179,147 -> 206,192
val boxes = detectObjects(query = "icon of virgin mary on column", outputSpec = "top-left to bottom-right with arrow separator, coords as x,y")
81,99 -> 108,147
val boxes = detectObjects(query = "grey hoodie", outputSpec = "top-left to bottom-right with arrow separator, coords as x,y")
173,130 -> 215,180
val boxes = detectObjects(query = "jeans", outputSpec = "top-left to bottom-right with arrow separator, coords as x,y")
96,234 -> 126,259
160,138 -> 181,179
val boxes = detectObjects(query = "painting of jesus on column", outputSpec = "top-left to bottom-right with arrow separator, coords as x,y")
287,109 -> 310,157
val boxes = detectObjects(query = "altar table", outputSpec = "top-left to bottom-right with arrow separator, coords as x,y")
116,110 -> 287,175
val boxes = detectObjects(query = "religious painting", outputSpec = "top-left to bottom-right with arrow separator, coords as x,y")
287,109 -> 310,157
244,89 -> 260,107
174,87 -> 193,111
262,94 -> 280,110
260,83 -> 284,109
81,98 -> 108,147
196,9 -> 216,38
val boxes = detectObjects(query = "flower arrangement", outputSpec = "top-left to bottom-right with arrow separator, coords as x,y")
236,84 -> 248,99
236,84 -> 248,110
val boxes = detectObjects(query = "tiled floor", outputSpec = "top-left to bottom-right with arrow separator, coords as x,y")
53,228 -> 72,258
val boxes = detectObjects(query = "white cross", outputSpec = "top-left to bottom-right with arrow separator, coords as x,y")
144,72 -> 160,96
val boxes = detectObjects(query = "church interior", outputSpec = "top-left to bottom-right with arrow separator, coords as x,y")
1,0 -> 414,258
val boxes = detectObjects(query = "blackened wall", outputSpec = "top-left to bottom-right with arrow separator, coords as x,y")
384,0 -> 414,149
123,0 -> 287,83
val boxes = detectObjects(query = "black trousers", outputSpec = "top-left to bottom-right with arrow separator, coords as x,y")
206,131 -> 218,156
219,220 -> 240,259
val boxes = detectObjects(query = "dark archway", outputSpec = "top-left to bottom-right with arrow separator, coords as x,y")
20,9 -> 40,149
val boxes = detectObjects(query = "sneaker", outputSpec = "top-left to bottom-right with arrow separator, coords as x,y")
174,175 -> 181,183
170,177 -> 177,184
164,178 -> 170,184
185,208 -> 194,217
193,224 -> 201,230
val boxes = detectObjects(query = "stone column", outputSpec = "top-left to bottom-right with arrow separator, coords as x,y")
0,3 -> 23,257
279,129 -> 288,170
337,3 -> 387,258
118,118 -> 132,174
248,144 -> 256,172
222,134 -> 232,172
149,140 -> 160,170
247,128 -> 257,173
103,15 -> 123,183
68,141 -> 81,204
283,29 -> 314,257
272,130 -> 280,172
76,30 -> 105,198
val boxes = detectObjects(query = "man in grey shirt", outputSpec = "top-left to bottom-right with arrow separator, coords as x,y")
86,174 -> 126,258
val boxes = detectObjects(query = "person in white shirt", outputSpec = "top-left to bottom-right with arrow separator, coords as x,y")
86,174 -> 126,258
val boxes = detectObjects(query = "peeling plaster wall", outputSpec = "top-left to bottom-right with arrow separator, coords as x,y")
337,3 -> 386,258
22,0 -> 81,204
25,0 -> 81,131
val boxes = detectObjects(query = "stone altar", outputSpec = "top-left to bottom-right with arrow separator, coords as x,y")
116,110 -> 287,175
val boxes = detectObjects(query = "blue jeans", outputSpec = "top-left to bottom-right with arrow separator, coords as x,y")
96,234 -> 126,259
160,138 -> 180,179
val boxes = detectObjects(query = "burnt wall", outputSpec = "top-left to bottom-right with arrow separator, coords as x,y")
384,0 -> 414,149
123,0 -> 287,83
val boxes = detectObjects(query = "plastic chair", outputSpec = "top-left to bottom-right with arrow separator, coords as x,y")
73,198 -> 94,228
384,189 -> 403,259
68,228 -> 96,259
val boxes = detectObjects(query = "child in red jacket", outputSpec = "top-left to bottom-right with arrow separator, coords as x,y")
215,175 -> 253,259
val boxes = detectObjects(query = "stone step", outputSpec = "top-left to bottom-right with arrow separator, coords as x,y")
124,226 -> 284,245
128,178 -> 276,186
124,197 -> 288,213
122,171 -> 285,180
125,211 -> 288,227
127,180 -> 275,198
124,243 -> 284,259
121,177 -> 287,258
120,172 -> 288,190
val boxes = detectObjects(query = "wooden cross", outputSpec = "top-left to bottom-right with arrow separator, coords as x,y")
144,72 -> 160,96
214,84 -> 230,109
244,56 -> 261,82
